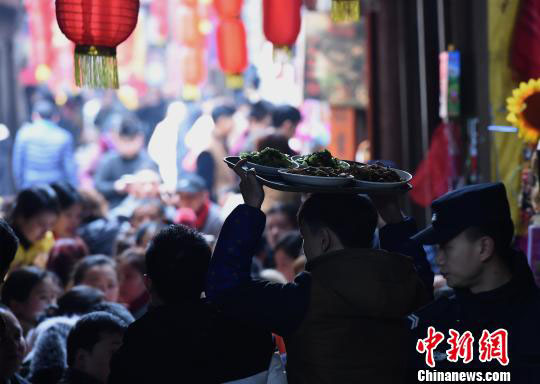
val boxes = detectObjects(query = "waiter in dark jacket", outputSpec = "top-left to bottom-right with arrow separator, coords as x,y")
408,183 -> 540,383
206,159 -> 431,384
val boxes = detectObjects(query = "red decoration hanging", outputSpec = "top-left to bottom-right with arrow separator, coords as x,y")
217,19 -> 247,87
181,47 -> 205,85
215,0 -> 247,88
55,0 -> 140,88
181,47 -> 205,100
214,0 -> 243,18
263,0 -> 302,49
178,4 -> 202,47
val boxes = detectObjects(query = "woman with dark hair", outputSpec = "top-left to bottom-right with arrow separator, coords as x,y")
1,267 -> 61,335
71,255 -> 119,302
50,182 -> 83,240
46,238 -> 89,289
9,186 -> 60,269
117,248 -> 149,319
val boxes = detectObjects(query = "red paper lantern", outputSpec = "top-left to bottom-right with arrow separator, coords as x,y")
214,0 -> 243,18
263,0 -> 302,49
178,4 -> 202,47
181,47 -> 205,85
56,0 -> 140,88
217,19 -> 247,87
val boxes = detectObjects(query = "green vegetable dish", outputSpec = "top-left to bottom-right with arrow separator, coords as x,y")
295,150 -> 348,170
240,147 -> 296,168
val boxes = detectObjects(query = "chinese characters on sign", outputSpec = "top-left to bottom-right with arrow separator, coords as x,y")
416,327 -> 509,368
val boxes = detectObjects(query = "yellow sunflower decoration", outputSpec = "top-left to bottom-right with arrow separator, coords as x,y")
507,78 -> 540,143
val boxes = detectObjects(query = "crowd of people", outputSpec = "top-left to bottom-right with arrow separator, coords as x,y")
0,87 -> 539,383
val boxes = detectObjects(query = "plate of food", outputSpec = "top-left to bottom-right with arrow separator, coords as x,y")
292,150 -> 350,170
278,167 -> 354,187
346,163 -> 412,190
239,147 -> 298,176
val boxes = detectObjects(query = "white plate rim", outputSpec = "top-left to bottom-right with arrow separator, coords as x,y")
278,169 -> 354,186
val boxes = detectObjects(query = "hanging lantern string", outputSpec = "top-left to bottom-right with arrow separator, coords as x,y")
331,0 -> 360,22
74,45 -> 119,88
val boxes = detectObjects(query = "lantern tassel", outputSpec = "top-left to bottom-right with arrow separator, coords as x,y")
225,74 -> 244,89
272,46 -> 293,63
331,0 -> 360,22
74,45 -> 119,89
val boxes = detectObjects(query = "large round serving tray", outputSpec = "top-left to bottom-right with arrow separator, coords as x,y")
225,157 -> 412,194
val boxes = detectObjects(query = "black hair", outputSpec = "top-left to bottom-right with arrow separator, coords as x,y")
272,105 -> 301,128
66,312 -> 127,367
0,219 -> 19,273
274,231 -> 303,261
72,255 -> 116,286
118,115 -> 144,138
211,105 -> 236,123
297,194 -> 378,249
10,186 -> 60,223
256,134 -> 295,156
249,100 -> 274,122
267,202 -> 300,229
91,302 -> 134,325
145,224 -> 211,303
117,248 -> 146,276
57,286 -> 105,317
2,266 -> 49,307
463,223 -> 514,258
33,100 -> 58,120
135,221 -> 163,248
50,182 -> 82,211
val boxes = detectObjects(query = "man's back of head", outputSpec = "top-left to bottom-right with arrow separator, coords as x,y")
66,311 -> 127,384
297,194 -> 378,261
145,224 -> 211,304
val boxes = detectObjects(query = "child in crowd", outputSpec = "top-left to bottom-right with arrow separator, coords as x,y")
116,248 -> 149,319
1,267 -> 61,335
8,186 -> 60,270
71,256 -> 119,302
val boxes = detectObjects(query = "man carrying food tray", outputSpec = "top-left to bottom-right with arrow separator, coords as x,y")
205,159 -> 433,384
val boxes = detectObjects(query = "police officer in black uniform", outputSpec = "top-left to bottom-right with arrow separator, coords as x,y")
408,183 -> 540,383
